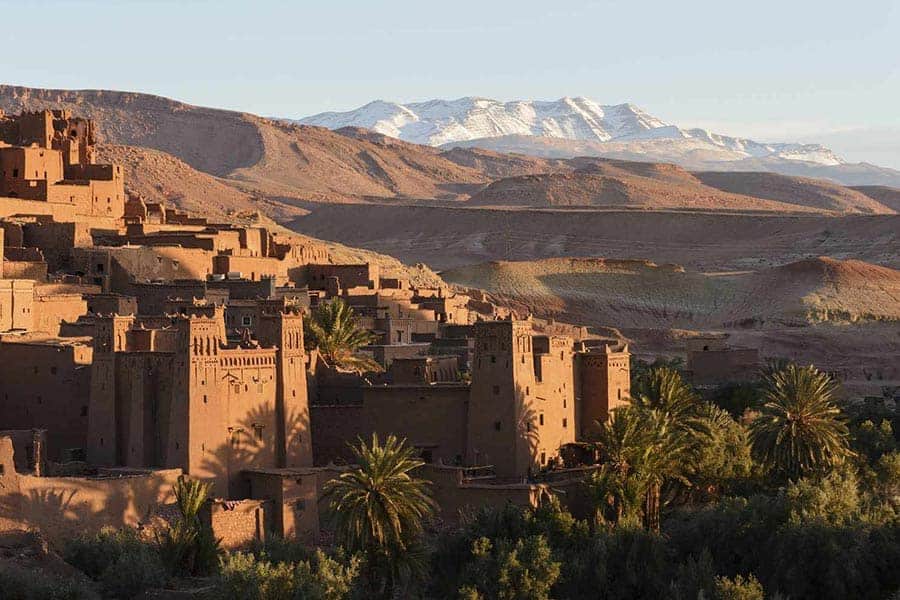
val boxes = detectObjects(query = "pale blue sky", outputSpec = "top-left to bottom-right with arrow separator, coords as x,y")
2,0 -> 898,166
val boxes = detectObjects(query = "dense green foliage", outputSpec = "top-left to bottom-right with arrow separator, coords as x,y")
304,298 -> 380,372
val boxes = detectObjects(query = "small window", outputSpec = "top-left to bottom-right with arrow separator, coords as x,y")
494,420 -> 501,431
539,414 -> 544,426
80,406 -> 88,417
563,418 -> 567,428
617,389 -> 622,400
541,452 -> 546,464
242,315 -> 253,327
492,385 -> 500,395
50,367 -> 58,375
490,355 -> 496,364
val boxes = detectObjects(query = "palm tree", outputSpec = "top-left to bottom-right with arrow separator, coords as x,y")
304,298 -> 380,372
322,434 -> 436,597
631,366 -> 698,417
592,405 -> 692,532
749,363 -> 852,481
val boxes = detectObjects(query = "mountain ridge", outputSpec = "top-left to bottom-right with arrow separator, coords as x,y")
298,96 -> 843,165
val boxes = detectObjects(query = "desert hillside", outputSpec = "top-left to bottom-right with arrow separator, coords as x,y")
441,256 -> 900,329
95,144 -> 306,223
290,204 -> 900,271
468,169 -> 825,212
851,185 -> 900,212
695,172 -> 893,214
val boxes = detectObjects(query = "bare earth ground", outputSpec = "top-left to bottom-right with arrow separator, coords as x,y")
288,205 -> 900,271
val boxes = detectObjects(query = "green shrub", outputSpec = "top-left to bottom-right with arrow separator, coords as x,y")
99,549 -> 167,599
63,527 -> 147,580
713,574 -> 764,600
0,562 -> 98,600
217,549 -> 360,600
63,527 -> 166,599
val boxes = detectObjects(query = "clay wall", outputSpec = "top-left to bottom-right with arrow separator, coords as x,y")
85,293 -> 137,316
213,254 -> 288,283
306,264 -> 378,290
0,435 -> 181,546
0,146 -> 64,188
20,220 -> 93,271
530,335 -> 576,468
0,339 -> 93,459
201,499 -> 271,549
310,384 -> 469,466
391,356 -> 460,384
0,196 -> 77,221
0,279 -> 34,331
33,293 -> 87,336
45,181 -> 93,215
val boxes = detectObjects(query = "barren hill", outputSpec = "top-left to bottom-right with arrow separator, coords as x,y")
440,256 -> 900,329
695,172 -> 893,214
850,185 -> 900,212
95,144 -> 306,223
467,170 -> 822,212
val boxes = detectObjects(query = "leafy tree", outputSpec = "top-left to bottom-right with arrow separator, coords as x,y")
456,535 -> 560,600
749,363 -> 852,481
304,298 -> 380,372
322,434 -> 435,597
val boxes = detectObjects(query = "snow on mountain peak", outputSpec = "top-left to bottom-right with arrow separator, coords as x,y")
297,97 -> 845,166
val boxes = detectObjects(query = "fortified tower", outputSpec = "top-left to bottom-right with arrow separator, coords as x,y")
86,314 -> 138,466
257,310 -> 312,469
576,344 -> 631,440
466,318 -> 539,478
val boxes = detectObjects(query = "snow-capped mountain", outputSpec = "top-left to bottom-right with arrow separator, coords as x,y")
297,97 -> 843,166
